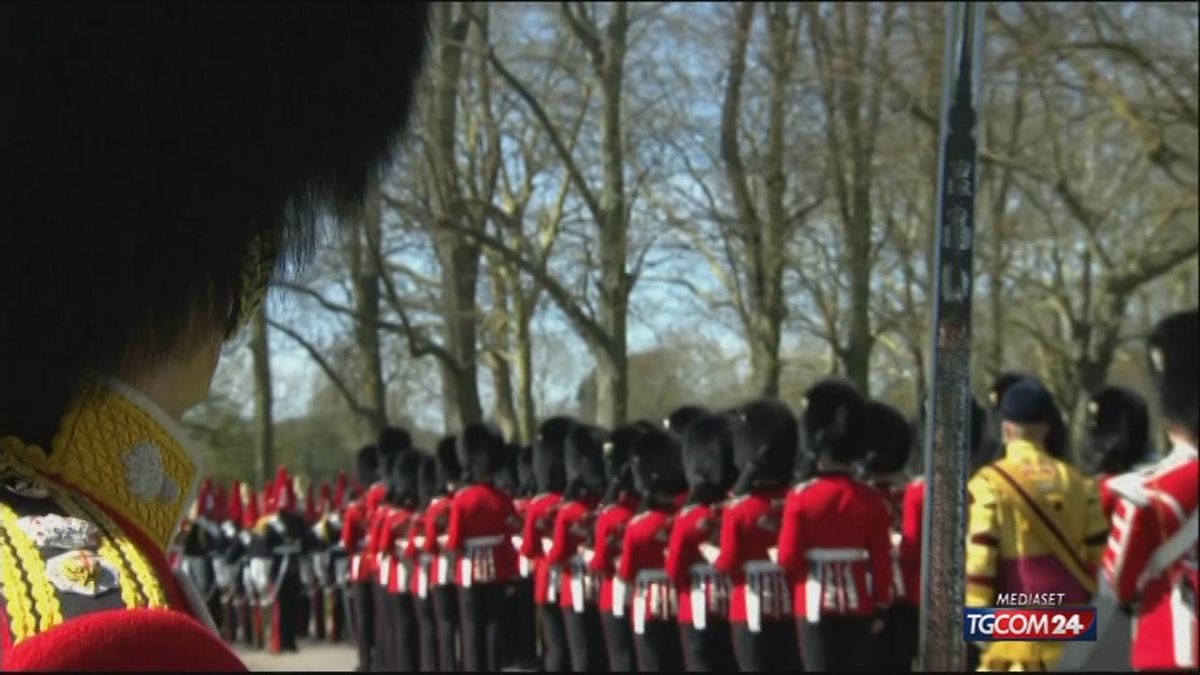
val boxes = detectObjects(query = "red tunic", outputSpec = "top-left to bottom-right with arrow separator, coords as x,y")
1096,474 -> 1120,521
589,495 -> 639,615
665,503 -> 729,628
446,483 -> 519,586
423,496 -> 455,587
341,499 -> 371,582
713,487 -> 789,628
871,479 -> 910,605
382,508 -> 412,594
618,496 -> 686,633
403,513 -> 428,598
519,493 -> 563,605
778,474 -> 893,621
1103,442 -> 1198,671
899,478 -> 924,607
546,496 -> 600,611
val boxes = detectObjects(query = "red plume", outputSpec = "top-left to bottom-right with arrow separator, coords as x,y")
333,471 -> 348,511
274,466 -> 296,513
242,484 -> 260,529
212,483 -> 228,522
197,478 -> 213,519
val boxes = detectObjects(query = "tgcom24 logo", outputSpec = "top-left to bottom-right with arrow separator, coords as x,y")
963,607 -> 1098,642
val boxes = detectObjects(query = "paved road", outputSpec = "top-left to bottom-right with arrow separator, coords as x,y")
234,640 -> 357,672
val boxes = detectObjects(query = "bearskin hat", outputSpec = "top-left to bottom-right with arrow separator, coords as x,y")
863,400 -> 914,476
1147,310 -> 1199,439
797,380 -> 863,467
436,434 -> 463,485
492,442 -> 524,495
415,453 -> 439,508
457,421 -> 507,483
565,423 -> 609,500
1084,386 -> 1151,475
354,444 -> 379,487
730,397 -> 800,488
517,444 -> 537,497
390,449 -> 427,509
629,425 -> 687,498
664,405 -> 711,438
377,426 -> 413,474
533,416 -> 575,493
682,412 -> 737,499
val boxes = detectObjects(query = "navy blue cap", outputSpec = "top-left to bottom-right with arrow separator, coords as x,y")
999,379 -> 1057,424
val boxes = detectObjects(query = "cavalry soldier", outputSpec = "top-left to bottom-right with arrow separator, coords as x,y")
591,422 -> 653,671
861,401 -> 918,671
216,480 -> 247,643
307,479 -> 331,641
620,425 -> 688,671
446,422 -> 522,672
311,475 -> 348,643
342,444 -> 383,671
1084,386 -> 1154,519
713,398 -> 801,671
241,481 -> 266,649
965,378 -> 1108,671
426,435 -> 463,671
666,412 -> 738,672
379,450 -> 422,672
1103,310 -> 1198,671
779,381 -> 893,671
252,467 -> 312,655
520,417 -> 574,671
179,478 -> 226,635
547,423 -> 610,672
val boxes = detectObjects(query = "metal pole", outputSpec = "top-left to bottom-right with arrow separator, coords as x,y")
919,2 -> 985,671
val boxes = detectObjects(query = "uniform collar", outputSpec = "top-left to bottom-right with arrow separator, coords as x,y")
1003,439 -> 1047,462
0,378 -> 203,554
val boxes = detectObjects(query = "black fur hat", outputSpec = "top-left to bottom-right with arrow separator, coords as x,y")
629,425 -> 687,499
682,413 -> 737,502
354,444 -> 379,487
390,449 -> 426,509
602,421 -> 653,503
730,397 -> 799,489
1084,386 -> 1151,475
377,426 -> 413,477
1147,310 -> 1199,439
457,422 -> 506,483
533,416 -> 575,493
416,452 -> 440,508
799,380 -> 863,466
517,444 -> 537,497
565,424 -> 609,500
494,443 -> 523,495
664,405 -> 711,438
436,434 -> 463,485
863,400 -> 913,475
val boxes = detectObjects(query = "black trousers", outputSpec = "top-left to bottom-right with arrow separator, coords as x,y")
311,586 -> 326,640
873,603 -> 918,671
296,590 -> 310,638
634,618 -> 684,672
353,581 -> 376,671
272,571 -> 302,653
680,618 -> 738,672
374,586 -> 394,671
563,602 -> 610,672
511,577 -> 538,668
392,593 -> 420,672
732,618 -> 802,671
602,612 -> 637,672
540,602 -> 570,672
431,583 -> 461,670
414,594 -> 438,671
798,616 -> 873,671
458,582 -> 507,671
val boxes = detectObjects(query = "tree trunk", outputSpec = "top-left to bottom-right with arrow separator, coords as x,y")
351,182 -> 388,437
250,304 -> 274,489
484,253 -> 518,440
513,289 -> 537,443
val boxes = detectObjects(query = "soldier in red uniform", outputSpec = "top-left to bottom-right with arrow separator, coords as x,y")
407,454 -> 440,671
380,450 -> 422,672
548,423 -> 610,671
425,435 -> 463,671
860,400 -> 918,671
714,398 -> 801,671
1084,386 -> 1154,519
666,412 -> 738,672
520,416 -> 574,671
1104,310 -> 1198,671
446,422 -> 521,672
779,381 -> 892,671
592,421 -> 653,671
342,444 -> 382,671
620,425 -> 689,671
508,443 -> 540,670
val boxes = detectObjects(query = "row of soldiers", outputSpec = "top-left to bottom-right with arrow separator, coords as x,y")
337,310 -> 1194,673
171,466 -> 359,655
176,310 -> 1196,672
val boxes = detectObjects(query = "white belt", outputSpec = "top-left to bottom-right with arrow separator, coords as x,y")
436,552 -> 454,586
379,555 -> 393,587
633,569 -> 673,635
689,563 -> 728,630
350,554 -> 362,581
743,560 -> 788,633
547,564 -> 560,603
417,555 -> 431,599
612,576 -> 627,617
569,555 -> 598,613
804,548 -> 868,562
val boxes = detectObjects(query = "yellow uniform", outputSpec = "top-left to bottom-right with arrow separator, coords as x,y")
965,440 -> 1108,671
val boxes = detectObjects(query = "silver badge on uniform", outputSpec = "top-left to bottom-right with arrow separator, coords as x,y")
16,514 -> 100,550
0,468 -> 51,499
